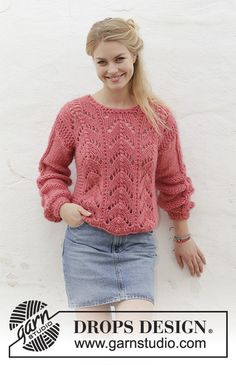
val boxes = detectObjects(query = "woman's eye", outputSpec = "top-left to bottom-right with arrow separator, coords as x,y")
97,57 -> 125,65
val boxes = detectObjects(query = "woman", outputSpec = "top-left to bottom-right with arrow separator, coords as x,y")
36,17 -> 206,334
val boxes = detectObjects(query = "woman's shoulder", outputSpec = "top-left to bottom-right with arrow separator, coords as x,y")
149,99 -> 178,134
149,98 -> 173,119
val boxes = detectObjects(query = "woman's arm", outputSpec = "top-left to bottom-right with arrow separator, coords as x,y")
172,219 -> 190,236
155,109 -> 206,276
155,108 -> 195,222
171,220 -> 206,277
36,103 -> 75,222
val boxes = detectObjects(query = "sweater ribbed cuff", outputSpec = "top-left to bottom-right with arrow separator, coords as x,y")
168,211 -> 190,221
53,196 -> 72,220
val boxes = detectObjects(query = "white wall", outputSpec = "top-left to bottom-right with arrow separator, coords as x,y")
1,0 -> 235,361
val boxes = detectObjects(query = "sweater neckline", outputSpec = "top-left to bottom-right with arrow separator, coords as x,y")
87,94 -> 140,112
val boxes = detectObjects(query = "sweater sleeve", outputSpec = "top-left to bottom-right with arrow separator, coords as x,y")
36,103 -> 75,222
155,109 -> 195,220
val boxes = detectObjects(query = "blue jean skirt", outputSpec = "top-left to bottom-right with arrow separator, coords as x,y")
62,222 -> 158,309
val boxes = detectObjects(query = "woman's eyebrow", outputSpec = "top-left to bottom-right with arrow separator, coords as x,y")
95,53 -> 125,60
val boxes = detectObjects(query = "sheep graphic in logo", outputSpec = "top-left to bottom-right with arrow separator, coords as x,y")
9,300 -> 60,352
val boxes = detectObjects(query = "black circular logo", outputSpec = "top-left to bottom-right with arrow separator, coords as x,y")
9,300 -> 60,352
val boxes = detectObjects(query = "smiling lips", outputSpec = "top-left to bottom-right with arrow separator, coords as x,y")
106,73 -> 125,81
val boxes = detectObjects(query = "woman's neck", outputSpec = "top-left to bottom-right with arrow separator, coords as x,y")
92,89 -> 136,108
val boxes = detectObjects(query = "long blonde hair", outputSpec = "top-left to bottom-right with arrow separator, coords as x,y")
86,17 -> 171,136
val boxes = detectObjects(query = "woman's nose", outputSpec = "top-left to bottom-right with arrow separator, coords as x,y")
107,63 -> 119,73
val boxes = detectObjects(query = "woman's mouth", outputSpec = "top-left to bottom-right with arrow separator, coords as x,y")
106,73 -> 125,82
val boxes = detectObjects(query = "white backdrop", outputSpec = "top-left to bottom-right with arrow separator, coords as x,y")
0,0 -> 235,363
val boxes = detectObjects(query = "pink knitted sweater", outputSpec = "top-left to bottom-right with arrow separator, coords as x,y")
36,94 -> 195,235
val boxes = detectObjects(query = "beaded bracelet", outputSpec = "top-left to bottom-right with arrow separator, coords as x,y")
174,233 -> 191,243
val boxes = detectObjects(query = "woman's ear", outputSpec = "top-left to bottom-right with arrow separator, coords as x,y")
133,54 -> 137,63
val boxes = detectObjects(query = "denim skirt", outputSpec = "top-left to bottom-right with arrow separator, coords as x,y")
62,222 -> 158,308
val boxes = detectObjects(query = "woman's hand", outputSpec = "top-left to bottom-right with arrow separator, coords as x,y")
59,203 -> 92,227
173,238 -> 206,277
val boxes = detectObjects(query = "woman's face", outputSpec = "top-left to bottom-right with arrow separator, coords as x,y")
92,41 -> 136,91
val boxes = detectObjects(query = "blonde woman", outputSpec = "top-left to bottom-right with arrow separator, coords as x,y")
36,17 -> 206,336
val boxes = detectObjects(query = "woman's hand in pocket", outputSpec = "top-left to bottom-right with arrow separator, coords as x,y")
59,203 -> 92,227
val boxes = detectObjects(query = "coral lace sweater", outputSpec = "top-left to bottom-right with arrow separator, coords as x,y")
36,94 -> 195,235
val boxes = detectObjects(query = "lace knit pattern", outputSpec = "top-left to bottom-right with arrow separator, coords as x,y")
36,94 -> 195,235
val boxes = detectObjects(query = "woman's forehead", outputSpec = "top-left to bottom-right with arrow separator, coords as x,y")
93,41 -> 128,58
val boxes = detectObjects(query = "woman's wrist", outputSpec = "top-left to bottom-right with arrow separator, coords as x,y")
169,220 -> 192,244
173,234 -> 191,244
171,219 -> 191,236
59,202 -> 70,218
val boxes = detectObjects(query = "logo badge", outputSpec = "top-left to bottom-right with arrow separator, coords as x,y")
9,300 -> 60,352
